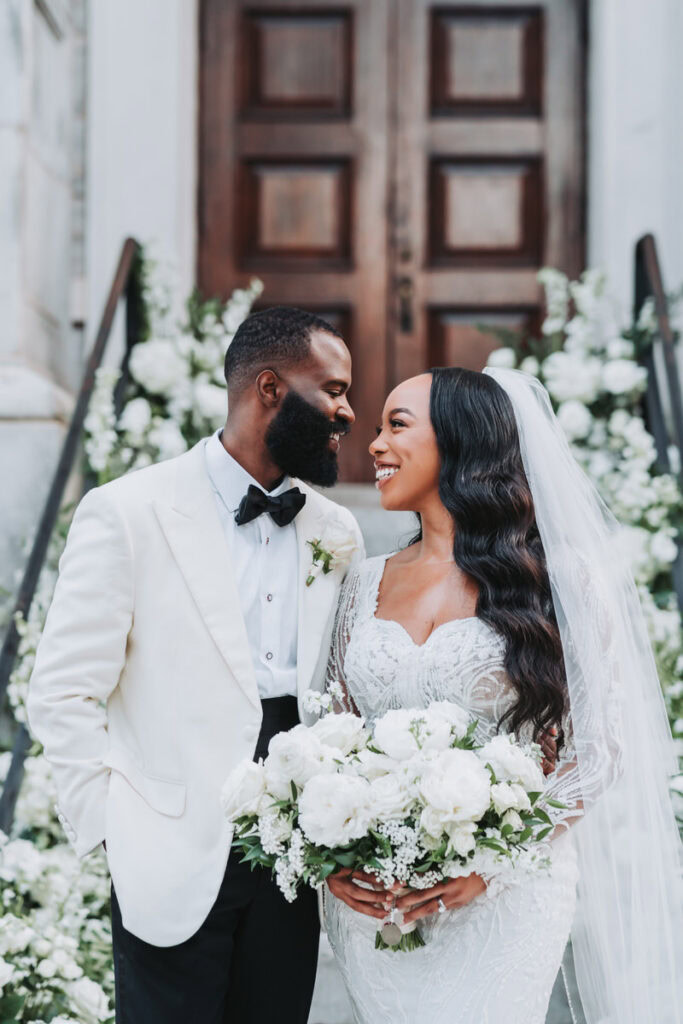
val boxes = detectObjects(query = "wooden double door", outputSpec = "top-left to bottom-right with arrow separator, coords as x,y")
199,0 -> 586,480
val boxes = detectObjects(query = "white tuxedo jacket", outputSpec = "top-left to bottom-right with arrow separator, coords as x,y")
27,439 -> 364,946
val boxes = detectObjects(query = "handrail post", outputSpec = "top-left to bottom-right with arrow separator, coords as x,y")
0,238 -> 141,834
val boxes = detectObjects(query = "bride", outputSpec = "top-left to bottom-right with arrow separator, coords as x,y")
323,367 -> 682,1024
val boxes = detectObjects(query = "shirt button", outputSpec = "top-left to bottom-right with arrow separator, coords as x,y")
265,652 -> 273,661
266,594 -> 273,602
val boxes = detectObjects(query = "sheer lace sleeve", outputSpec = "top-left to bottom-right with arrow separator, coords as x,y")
325,567 -> 363,714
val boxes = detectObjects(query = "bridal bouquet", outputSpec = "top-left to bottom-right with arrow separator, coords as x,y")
221,689 -> 563,951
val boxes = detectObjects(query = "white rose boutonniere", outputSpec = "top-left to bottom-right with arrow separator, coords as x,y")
306,518 -> 357,586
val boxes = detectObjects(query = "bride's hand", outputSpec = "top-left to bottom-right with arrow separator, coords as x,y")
327,869 -> 392,920
394,872 -> 487,924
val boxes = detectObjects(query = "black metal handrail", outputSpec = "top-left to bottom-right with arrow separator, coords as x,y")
634,233 -> 683,612
0,238 -> 142,832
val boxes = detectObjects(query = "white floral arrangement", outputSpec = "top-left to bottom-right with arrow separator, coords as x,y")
222,691 -> 561,952
305,519 -> 357,586
487,268 -> 683,821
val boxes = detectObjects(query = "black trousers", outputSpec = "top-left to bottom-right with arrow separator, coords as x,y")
111,697 -> 320,1024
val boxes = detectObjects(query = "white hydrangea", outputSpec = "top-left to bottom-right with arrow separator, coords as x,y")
602,358 -> 647,396
487,346 -> 517,369
557,400 -> 593,441
128,337 -> 187,396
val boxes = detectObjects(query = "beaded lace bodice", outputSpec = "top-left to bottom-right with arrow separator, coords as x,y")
323,555 -> 580,1024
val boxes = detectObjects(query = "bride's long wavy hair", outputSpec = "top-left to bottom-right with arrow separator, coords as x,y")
417,366 -> 568,748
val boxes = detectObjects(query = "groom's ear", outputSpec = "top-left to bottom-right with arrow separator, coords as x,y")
255,368 -> 284,409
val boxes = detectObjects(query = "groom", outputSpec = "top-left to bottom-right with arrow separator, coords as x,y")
27,306 -> 364,1024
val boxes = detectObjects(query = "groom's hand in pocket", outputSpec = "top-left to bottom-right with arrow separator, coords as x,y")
327,869 -> 391,919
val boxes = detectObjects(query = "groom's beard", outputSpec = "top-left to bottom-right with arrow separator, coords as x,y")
265,391 -> 349,487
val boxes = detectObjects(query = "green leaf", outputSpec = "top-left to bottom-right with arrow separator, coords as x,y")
545,798 -> 568,809
527,791 -> 542,805
518,826 -> 533,843
534,807 -> 552,826
535,826 -> 553,841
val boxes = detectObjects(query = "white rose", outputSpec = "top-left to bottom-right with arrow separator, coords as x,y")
418,748 -> 492,824
425,701 -> 471,740
221,760 -> 267,821
490,781 -> 521,815
264,725 -> 335,794
68,976 -> 111,1023
373,708 -> 452,761
148,419 -> 187,461
316,518 -> 358,571
309,712 -> 367,756
298,774 -> 372,847
602,359 -> 647,395
118,397 -> 152,443
478,735 -> 544,792
487,347 -> 516,369
445,820 -> 477,857
367,772 -> 414,822
501,808 -> 524,832
129,338 -> 186,396
557,400 -> 592,441
194,380 -> 227,423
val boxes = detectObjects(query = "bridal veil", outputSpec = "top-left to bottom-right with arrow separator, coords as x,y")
484,367 -> 682,1024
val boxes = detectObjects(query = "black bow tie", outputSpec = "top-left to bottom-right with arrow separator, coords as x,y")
234,484 -> 306,528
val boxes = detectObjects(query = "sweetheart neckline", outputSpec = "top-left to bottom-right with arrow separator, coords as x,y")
371,613 -> 482,649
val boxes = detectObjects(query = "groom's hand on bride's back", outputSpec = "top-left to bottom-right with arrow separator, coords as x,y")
540,727 -> 558,776
327,869 -> 391,919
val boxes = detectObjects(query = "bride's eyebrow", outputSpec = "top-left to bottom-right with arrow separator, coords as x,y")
388,407 -> 414,418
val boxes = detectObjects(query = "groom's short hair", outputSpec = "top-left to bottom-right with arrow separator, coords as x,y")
225,306 -> 342,394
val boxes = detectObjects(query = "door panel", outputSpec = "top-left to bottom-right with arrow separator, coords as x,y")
199,0 -> 585,480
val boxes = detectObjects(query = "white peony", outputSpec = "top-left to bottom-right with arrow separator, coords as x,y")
118,396 -> 152,443
264,725 -> 335,797
602,359 -> 647,395
418,748 -> 492,825
298,773 -> 372,847
478,735 -> 544,792
367,772 -> 414,822
425,701 -> 471,740
373,708 -> 452,761
129,338 -> 186,396
557,400 -> 593,441
487,347 -> 517,369
309,712 -> 368,756
67,976 -> 111,1023
221,760 -> 267,821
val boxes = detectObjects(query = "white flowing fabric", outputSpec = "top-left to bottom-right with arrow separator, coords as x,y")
484,367 -> 682,1023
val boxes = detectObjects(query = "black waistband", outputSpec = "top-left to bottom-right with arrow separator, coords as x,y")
254,696 -> 299,762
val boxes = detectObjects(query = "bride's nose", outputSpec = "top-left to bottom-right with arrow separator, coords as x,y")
369,431 -> 387,457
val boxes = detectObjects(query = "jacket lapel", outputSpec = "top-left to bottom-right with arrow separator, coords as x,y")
293,486 -> 341,699
153,441 -> 260,710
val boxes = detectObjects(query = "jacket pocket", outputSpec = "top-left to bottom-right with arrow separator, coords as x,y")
103,746 -> 186,817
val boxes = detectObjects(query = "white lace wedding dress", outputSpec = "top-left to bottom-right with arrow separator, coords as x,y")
324,554 -> 580,1024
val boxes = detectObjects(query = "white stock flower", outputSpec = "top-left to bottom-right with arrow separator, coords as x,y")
298,773 -> 372,847
309,712 -> 367,756
602,359 -> 647,396
557,400 -> 593,441
487,347 -> 517,369
418,748 -> 492,824
221,760 -> 267,821
478,735 -> 544,792
118,397 -> 152,443
67,976 -> 111,1023
128,338 -> 186,396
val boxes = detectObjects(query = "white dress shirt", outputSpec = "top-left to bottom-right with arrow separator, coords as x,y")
204,431 -> 299,699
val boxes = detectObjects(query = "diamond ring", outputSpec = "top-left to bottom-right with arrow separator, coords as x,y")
437,897 -> 447,914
